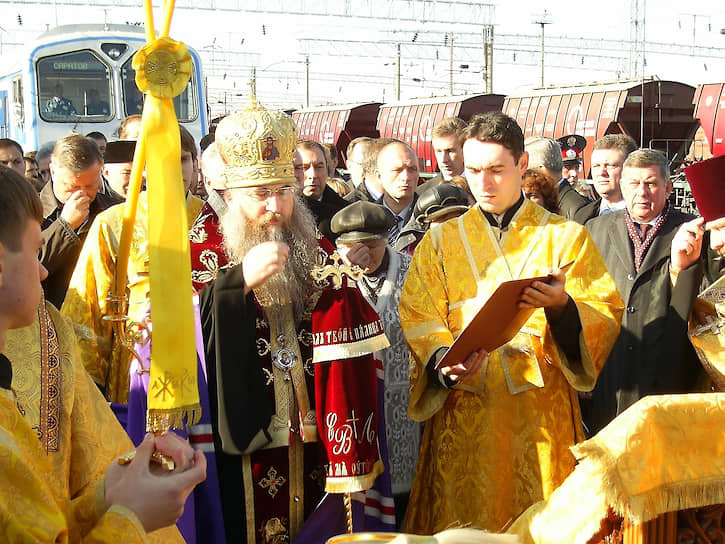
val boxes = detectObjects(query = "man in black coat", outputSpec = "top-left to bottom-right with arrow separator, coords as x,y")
294,140 -> 348,241
584,149 -> 704,435
39,134 -> 122,307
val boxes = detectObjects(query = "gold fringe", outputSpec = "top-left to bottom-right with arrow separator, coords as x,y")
324,460 -> 385,494
146,403 -> 202,432
612,477 -> 725,524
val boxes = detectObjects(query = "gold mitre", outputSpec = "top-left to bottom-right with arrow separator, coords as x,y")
215,94 -> 297,188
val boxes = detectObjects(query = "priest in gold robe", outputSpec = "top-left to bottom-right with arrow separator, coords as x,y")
61,126 -> 204,403
399,112 -> 623,534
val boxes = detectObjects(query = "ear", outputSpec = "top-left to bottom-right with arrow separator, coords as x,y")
518,151 -> 529,175
665,179 -> 673,198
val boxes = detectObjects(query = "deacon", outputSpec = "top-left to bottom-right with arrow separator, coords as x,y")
199,97 -> 393,543
399,112 -> 623,534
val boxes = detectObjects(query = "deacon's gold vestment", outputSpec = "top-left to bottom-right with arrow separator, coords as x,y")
62,192 -> 203,403
399,200 -> 623,533
2,302 -> 183,542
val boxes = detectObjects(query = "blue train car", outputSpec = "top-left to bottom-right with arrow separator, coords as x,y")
0,23 -> 206,152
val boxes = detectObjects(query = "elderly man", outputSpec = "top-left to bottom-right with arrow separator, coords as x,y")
332,201 -> 420,526
399,111 -> 622,534
525,136 -> 587,219
585,149 -> 705,435
198,100 -> 393,543
573,134 -> 638,224
294,139 -> 348,241
39,134 -> 123,307
61,126 -> 204,404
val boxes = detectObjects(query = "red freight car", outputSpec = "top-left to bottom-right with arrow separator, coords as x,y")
291,102 -> 381,168
376,93 -> 504,173
692,83 -> 725,158
503,79 -> 698,173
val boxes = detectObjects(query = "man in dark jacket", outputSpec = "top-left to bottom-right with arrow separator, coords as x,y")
525,136 -> 588,219
39,134 -> 122,306
584,149 -> 704,435
294,140 -> 348,241
573,134 -> 637,225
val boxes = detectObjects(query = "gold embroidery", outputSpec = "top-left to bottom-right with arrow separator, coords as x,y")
257,338 -> 271,357
258,466 -> 287,498
38,298 -> 61,453
189,213 -> 211,243
263,368 -> 274,386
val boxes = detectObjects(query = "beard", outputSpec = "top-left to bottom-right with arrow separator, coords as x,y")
220,194 -> 322,323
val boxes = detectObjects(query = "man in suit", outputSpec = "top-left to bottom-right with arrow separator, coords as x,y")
525,136 -> 588,219
294,140 -> 348,241
584,149 -> 704,435
345,138 -> 396,203
573,134 -> 638,225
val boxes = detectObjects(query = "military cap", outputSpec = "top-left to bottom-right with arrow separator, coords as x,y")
414,183 -> 470,224
331,201 -> 395,244
556,134 -> 587,164
684,155 -> 725,222
103,140 -> 136,163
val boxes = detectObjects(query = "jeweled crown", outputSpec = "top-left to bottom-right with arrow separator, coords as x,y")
215,92 -> 297,188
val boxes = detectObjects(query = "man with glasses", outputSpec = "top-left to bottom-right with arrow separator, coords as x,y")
573,134 -> 638,224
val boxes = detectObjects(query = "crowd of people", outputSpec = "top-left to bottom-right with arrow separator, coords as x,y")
0,97 -> 723,544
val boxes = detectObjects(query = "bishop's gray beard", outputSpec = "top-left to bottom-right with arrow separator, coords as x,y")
220,195 -> 322,323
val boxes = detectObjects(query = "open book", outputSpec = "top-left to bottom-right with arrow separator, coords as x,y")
435,275 -> 550,370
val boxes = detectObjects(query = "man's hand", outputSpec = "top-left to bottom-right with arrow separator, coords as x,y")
105,433 -> 207,533
519,268 -> 569,318
60,190 -> 91,230
439,348 -> 487,383
340,243 -> 373,271
242,241 -> 289,294
671,217 -> 704,272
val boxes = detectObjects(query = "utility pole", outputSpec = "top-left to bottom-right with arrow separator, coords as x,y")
305,55 -> 310,108
395,42 -> 401,100
532,11 -> 552,87
482,25 -> 494,94
448,33 -> 454,95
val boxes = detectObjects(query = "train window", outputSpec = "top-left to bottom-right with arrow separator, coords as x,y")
37,50 -> 113,122
121,55 -> 198,122
12,76 -> 24,125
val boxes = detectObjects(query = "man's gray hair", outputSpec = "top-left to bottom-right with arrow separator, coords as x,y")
525,137 -> 562,179
623,148 -> 670,181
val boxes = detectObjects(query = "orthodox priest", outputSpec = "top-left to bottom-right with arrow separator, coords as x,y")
199,98 -> 392,543
399,112 -> 623,534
